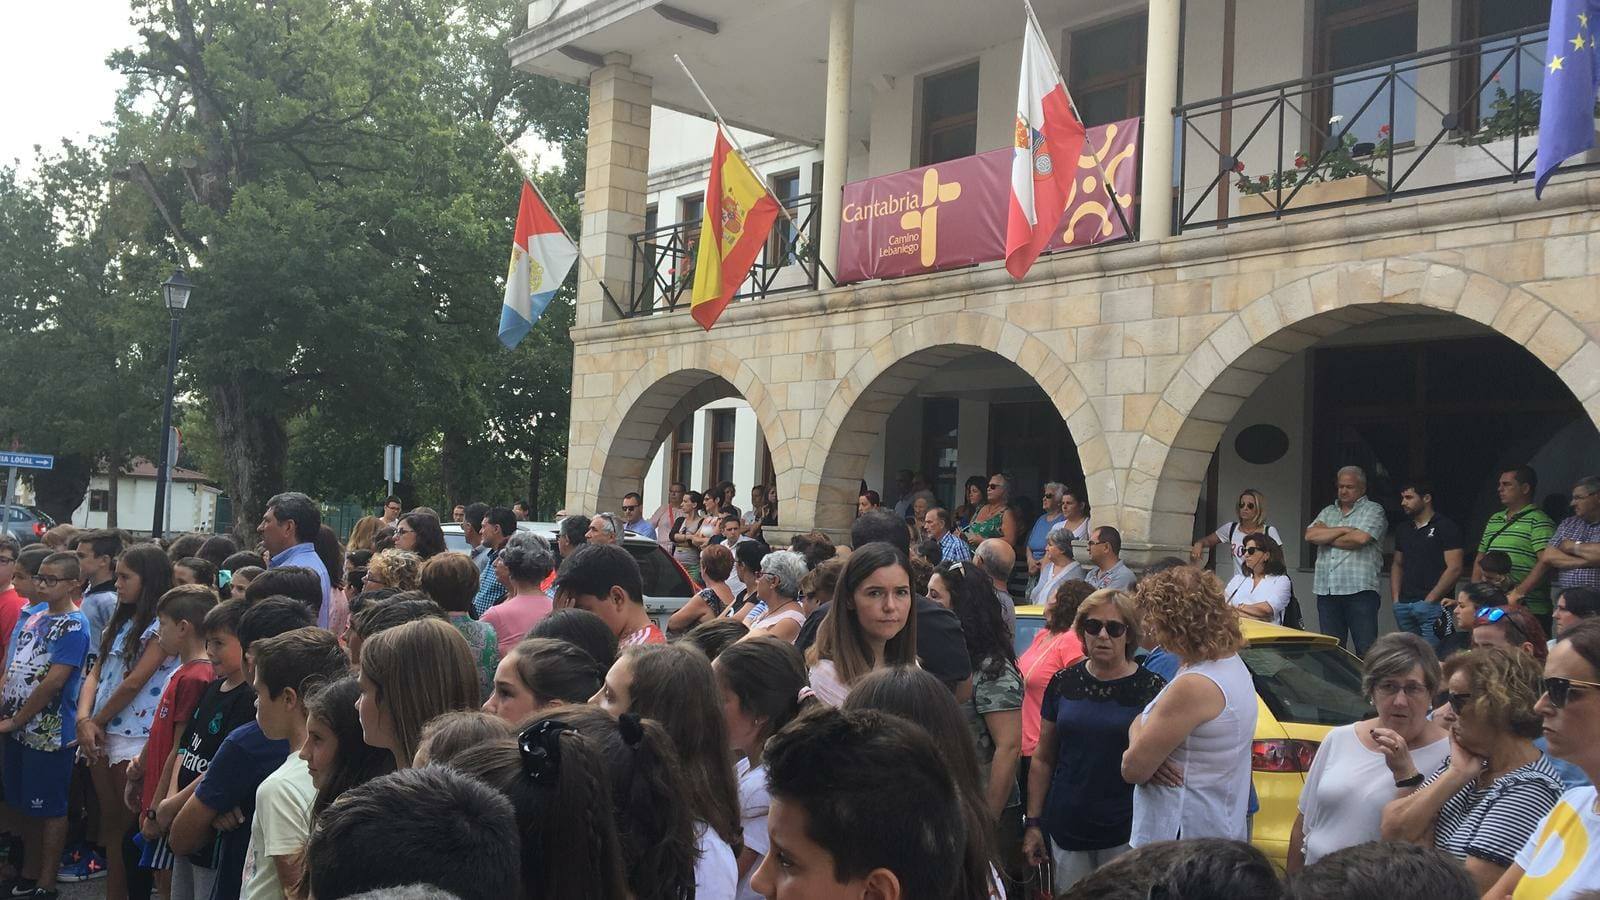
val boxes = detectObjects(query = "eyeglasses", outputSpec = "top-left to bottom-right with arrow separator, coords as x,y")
621,505 -> 637,512
1238,501 -> 1256,510
1447,692 -> 1473,714
0,556 -> 15,565
33,574 -> 68,588
1081,618 -> 1127,638
1543,676 -> 1600,708
987,483 -> 1003,490
396,527 -> 414,536
1373,681 -> 1430,698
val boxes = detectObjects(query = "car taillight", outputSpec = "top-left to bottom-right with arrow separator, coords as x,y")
1251,739 -> 1319,773
32,522 -> 46,538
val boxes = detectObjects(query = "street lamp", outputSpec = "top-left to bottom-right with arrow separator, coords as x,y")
151,269 -> 194,539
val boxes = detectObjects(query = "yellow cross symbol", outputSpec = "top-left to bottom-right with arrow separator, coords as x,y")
1551,54 -> 1566,73
899,169 -> 963,268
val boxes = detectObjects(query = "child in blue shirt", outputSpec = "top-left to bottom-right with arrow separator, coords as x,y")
0,552 -> 92,900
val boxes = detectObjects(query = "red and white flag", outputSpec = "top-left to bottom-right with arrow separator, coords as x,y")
1004,12 -> 1085,280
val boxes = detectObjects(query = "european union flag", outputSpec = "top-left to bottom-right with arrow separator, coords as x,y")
1536,0 -> 1600,197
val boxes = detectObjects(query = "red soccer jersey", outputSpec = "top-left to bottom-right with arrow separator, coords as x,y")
0,586 -> 24,663
140,658 -> 215,812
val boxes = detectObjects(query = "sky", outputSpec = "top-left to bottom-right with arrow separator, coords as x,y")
0,0 -> 142,174
0,0 -> 557,177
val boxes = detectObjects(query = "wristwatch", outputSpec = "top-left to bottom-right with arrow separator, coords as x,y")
1023,816 -> 1043,829
1394,773 -> 1424,788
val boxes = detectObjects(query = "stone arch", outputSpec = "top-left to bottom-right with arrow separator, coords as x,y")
579,344 -> 792,517
1133,259 -> 1600,550
800,310 -> 1110,536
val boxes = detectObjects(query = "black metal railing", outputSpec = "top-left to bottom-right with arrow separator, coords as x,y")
1176,25 -> 1582,232
625,191 -> 832,317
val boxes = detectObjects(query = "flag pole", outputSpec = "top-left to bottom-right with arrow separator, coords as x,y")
1019,0 -> 1135,240
497,137 -> 610,288
672,54 -> 810,246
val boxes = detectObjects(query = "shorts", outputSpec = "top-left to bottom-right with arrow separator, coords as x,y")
1,737 -> 73,818
139,834 -> 175,870
105,733 -> 147,765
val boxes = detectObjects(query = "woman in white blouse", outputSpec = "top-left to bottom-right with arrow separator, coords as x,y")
1225,533 -> 1292,625
1030,528 -> 1085,606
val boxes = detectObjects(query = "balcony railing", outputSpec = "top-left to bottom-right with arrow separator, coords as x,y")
1176,25 -> 1588,232
624,192 -> 831,318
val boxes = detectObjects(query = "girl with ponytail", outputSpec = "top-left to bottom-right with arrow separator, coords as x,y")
711,637 -> 817,898
423,717 -> 631,900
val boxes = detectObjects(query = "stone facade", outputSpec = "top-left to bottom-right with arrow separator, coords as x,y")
566,176 -> 1600,558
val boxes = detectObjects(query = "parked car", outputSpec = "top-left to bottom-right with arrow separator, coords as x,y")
440,521 -> 697,630
0,505 -> 56,546
1013,605 -> 1370,872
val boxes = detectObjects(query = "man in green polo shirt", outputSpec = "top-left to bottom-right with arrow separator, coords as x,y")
1475,464 -> 1556,625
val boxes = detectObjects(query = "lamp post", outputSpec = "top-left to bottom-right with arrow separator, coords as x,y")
151,269 -> 193,539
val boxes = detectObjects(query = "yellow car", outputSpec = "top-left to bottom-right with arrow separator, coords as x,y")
1013,606 -> 1370,871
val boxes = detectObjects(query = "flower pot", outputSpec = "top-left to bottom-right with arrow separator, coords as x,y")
1454,129 -> 1600,182
1237,175 -> 1387,217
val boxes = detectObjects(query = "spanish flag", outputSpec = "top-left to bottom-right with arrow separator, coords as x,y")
689,129 -> 781,330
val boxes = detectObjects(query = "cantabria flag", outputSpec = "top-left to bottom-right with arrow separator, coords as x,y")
500,180 -> 577,349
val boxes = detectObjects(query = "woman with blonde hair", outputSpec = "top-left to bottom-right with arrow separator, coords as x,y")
345,515 -> 383,553
356,617 -> 480,767
1123,566 -> 1257,846
1191,488 -> 1283,581
363,548 -> 422,592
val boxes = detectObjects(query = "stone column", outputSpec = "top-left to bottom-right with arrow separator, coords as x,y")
579,53 -> 652,326
1139,0 -> 1181,241
818,0 -> 854,284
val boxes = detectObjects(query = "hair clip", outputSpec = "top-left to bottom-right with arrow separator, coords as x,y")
518,718 -> 574,786
618,712 -> 645,747
797,686 -> 816,703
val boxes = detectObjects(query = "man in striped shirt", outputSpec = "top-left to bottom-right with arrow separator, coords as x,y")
1479,465 -> 1557,626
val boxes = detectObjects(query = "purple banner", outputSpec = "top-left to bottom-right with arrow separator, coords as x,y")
836,117 -> 1141,283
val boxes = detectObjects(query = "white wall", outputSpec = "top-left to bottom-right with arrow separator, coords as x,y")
71,475 -> 221,535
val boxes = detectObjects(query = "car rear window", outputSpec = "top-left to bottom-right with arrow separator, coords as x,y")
1015,615 -> 1046,658
1240,640 -> 1371,727
628,544 -> 693,598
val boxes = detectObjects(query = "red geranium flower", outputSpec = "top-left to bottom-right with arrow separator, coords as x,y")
1294,154 -> 1308,168
1378,123 -> 1391,137
1257,174 -> 1269,185
1234,160 -> 1246,173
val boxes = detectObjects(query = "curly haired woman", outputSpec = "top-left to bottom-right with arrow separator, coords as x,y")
1122,566 -> 1258,846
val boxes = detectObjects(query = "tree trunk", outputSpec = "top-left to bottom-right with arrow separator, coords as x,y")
31,453 -> 92,526
105,455 -> 119,530
527,448 -> 541,518
440,428 -> 470,509
212,376 -> 288,545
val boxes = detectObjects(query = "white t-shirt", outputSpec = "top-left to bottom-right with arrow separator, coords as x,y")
1514,786 -> 1600,899
1212,523 -> 1284,581
694,821 -> 739,900
735,759 -> 771,900
807,659 -> 848,707
242,753 -> 316,900
1223,573 -> 1293,625
1297,723 -> 1451,866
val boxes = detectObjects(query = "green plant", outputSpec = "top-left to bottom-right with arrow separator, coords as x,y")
1236,123 -> 1390,196
1465,85 -> 1541,145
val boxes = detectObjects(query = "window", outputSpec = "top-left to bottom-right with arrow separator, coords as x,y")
769,171 -> 801,263
1314,0 -> 1419,150
674,418 -> 695,492
677,194 -> 704,288
1460,0 -> 1549,134
1070,14 -> 1147,126
89,489 -> 109,513
710,410 -> 736,487
919,63 -> 981,165
921,398 -> 961,510
1240,642 -> 1370,727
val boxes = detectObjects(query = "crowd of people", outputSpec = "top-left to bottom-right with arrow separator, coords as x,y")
0,462 -> 1598,900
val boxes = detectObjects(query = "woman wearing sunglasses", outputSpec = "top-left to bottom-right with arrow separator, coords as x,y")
1191,488 -> 1281,581
1487,620 -> 1600,898
1224,534 -> 1292,625
1023,588 -> 1164,889
1380,647 -> 1563,894
1287,632 -> 1450,873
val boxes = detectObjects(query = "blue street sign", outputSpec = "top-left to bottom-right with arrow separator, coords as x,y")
0,453 -> 53,470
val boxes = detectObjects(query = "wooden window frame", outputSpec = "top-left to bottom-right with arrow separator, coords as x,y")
674,418 -> 695,493
1311,0 -> 1419,155
769,170 -> 801,262
710,409 -> 737,488
918,62 -> 981,167
1068,13 -> 1148,127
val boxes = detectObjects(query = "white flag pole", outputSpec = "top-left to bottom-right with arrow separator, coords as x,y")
1018,0 -> 1134,237
672,54 -> 809,243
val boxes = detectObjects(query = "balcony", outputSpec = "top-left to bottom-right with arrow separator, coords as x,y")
1176,24 -> 1592,231
624,191 -> 830,317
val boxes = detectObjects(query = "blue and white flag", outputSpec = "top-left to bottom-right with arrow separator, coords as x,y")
1535,0 -> 1600,197
500,180 -> 578,348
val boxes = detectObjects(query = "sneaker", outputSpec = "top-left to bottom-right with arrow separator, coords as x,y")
54,848 -> 106,883
13,889 -> 58,900
0,879 -> 37,898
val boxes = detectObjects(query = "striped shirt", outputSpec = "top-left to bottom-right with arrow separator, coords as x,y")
938,531 -> 973,563
1478,506 -> 1558,613
1550,516 -> 1600,592
1310,496 -> 1388,596
1427,753 -> 1564,867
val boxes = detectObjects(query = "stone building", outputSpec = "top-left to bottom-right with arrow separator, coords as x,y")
512,0 -> 1600,604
